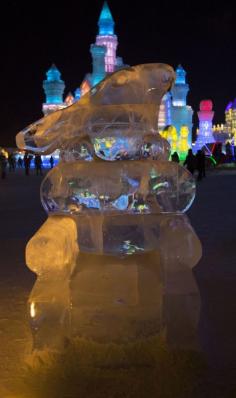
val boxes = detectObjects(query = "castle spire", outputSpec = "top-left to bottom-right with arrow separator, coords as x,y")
171,64 -> 189,107
42,64 -> 65,115
98,1 -> 115,35
175,64 -> 186,84
95,2 -> 117,73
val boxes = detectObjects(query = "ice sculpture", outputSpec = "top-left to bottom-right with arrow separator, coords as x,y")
16,64 -> 202,350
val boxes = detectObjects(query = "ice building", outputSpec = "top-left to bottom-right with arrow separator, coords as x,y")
211,100 -> 236,144
42,2 -> 128,116
42,64 -> 66,115
42,3 -> 194,154
170,65 -> 193,149
159,65 -> 193,159
224,99 -> 236,137
194,100 -> 215,152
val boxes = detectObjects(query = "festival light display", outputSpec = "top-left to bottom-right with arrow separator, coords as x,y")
171,65 -> 193,150
40,4 -> 194,161
225,99 -> 236,136
178,125 -> 190,160
194,100 -> 215,152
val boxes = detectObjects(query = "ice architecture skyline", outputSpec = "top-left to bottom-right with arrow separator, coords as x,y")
41,2 -> 193,160
16,63 -> 176,155
17,63 -> 202,350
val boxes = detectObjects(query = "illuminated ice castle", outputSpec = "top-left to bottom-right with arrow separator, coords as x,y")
42,2 -> 127,116
210,100 -> 236,144
194,100 -> 215,152
42,2 -> 193,155
225,100 -> 236,135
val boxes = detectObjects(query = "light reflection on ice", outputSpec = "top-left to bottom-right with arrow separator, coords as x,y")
40,160 -> 195,215
121,240 -> 145,255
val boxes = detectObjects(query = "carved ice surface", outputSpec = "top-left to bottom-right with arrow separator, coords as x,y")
40,160 -> 195,215
16,64 -> 175,156
16,63 -> 202,351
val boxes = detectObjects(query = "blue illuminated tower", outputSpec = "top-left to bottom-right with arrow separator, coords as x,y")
98,1 -> 114,35
89,44 -> 106,86
42,64 -> 66,115
171,65 -> 193,149
171,65 -> 189,106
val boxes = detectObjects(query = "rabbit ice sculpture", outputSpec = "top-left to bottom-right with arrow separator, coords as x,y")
16,64 -> 201,350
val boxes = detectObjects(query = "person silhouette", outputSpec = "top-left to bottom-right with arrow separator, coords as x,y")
183,149 -> 195,175
0,153 -> 7,179
196,149 -> 205,181
171,151 -> 180,163
34,155 -> 43,176
49,155 -> 54,169
24,153 -> 31,176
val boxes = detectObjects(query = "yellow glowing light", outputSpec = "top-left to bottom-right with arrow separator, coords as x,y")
30,302 -> 36,318
0,149 -> 8,158
178,125 -> 189,153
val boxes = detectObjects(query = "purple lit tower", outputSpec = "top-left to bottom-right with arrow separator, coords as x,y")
95,1 -> 117,73
194,99 -> 215,152
79,2 -> 128,96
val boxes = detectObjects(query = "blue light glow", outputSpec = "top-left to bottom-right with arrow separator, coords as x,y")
43,64 -> 65,105
98,1 -> 115,35
112,194 -> 129,210
46,64 -> 62,82
74,88 -> 81,101
175,65 -> 186,84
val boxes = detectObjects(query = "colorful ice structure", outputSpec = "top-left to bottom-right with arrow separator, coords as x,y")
16,63 -> 202,351
194,99 -> 215,152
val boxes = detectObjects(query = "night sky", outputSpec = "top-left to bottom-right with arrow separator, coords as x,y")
0,0 -> 235,146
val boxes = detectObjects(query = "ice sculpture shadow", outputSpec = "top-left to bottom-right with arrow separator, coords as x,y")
16,63 -> 202,351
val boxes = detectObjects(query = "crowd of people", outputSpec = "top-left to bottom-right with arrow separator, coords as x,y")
0,147 -> 214,182
171,149 -> 206,181
0,152 -> 55,179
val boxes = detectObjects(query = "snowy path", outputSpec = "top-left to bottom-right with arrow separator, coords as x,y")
0,169 -> 46,396
188,170 -> 236,368
0,167 -> 236,395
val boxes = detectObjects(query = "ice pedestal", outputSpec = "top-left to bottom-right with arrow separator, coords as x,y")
16,63 -> 202,351
26,213 -> 201,350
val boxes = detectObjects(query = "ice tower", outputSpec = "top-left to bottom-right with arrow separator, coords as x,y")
96,1 -> 118,73
171,65 -> 193,151
42,64 -> 66,115
194,100 -> 215,152
89,44 -> 106,86
225,99 -> 236,135
82,1 -> 124,90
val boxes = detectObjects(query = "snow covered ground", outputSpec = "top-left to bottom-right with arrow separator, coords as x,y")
0,167 -> 236,395
0,168 -> 46,396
